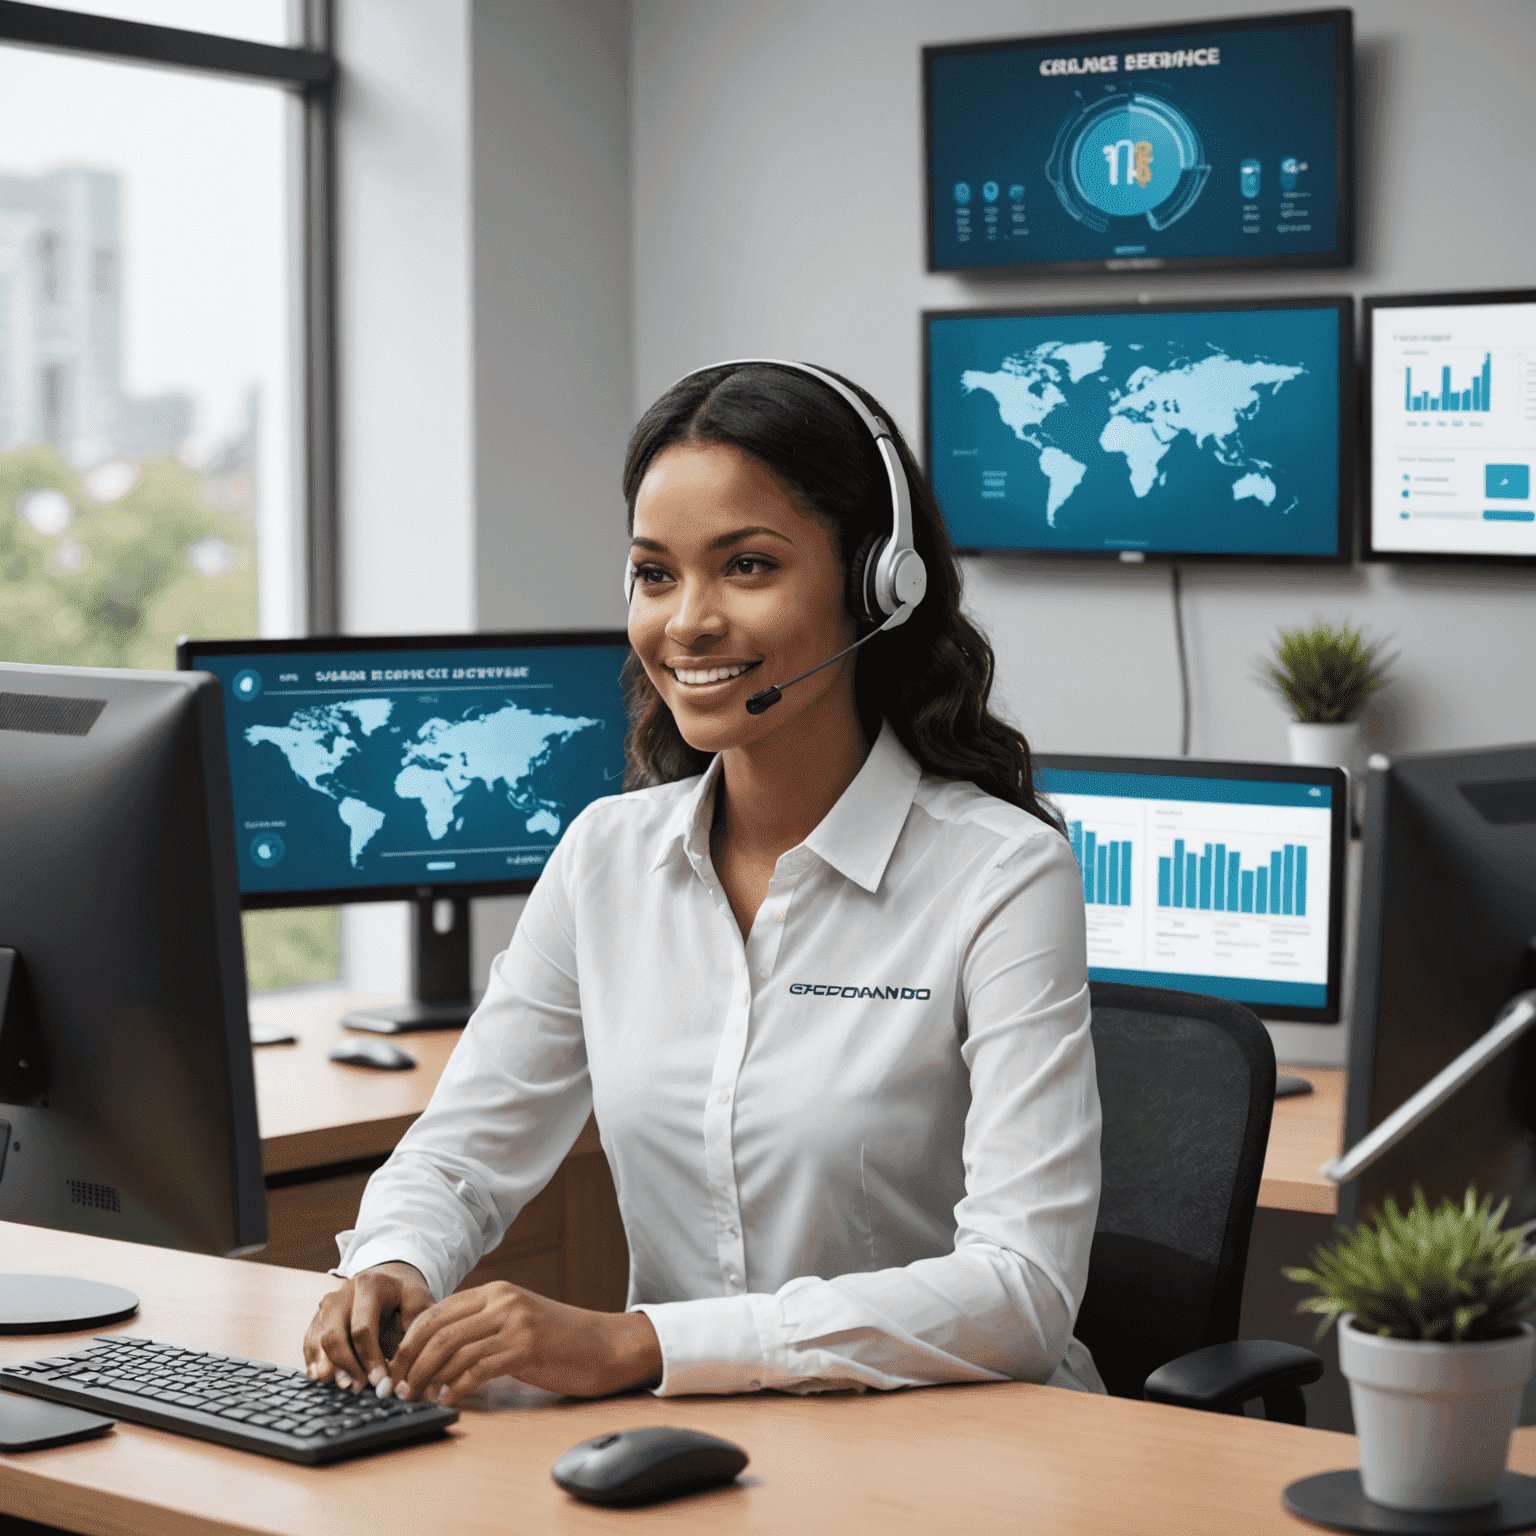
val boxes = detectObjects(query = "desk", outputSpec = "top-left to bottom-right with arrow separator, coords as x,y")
248,990 -> 628,1311
1262,1067 -> 1345,1216
0,1221 -> 1416,1536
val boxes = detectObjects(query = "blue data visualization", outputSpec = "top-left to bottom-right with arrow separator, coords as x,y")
198,644 -> 630,896
1042,766 -> 1334,1011
926,14 -> 1347,272
927,304 -> 1343,557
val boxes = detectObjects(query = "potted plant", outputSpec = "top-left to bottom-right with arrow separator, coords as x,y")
1260,620 -> 1391,772
1285,1187 -> 1536,1512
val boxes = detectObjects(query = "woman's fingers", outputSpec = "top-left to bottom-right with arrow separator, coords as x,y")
387,1290 -> 483,1389
436,1349 -> 514,1409
397,1308 -> 505,1401
346,1275 -> 397,1389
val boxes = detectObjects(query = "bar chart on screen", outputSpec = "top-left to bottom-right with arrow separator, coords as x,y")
1044,773 -> 1333,1008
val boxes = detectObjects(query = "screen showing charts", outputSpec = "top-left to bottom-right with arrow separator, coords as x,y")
183,636 -> 631,901
926,300 -> 1349,559
1037,761 -> 1339,1015
1366,292 -> 1536,563
924,11 -> 1351,274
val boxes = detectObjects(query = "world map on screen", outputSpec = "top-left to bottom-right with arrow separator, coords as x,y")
246,698 -> 601,869
959,340 -> 1306,528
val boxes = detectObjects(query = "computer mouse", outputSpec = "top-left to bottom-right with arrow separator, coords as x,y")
328,1038 -> 417,1071
551,1425 -> 749,1507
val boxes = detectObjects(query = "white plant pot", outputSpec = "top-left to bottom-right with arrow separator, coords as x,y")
1338,1314 -> 1536,1511
1288,720 -> 1361,772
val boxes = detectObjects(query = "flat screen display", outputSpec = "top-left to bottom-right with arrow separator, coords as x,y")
924,10 -> 1353,275
178,632 -> 631,906
1036,756 -> 1348,1020
925,298 -> 1352,560
1363,289 -> 1536,566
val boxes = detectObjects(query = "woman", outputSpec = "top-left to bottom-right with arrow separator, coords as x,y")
305,361 -> 1104,1405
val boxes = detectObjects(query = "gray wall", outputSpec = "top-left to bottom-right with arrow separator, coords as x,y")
472,0 -> 632,637
631,0 -> 1536,767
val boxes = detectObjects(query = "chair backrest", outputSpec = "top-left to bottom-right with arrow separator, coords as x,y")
1075,982 -> 1276,1398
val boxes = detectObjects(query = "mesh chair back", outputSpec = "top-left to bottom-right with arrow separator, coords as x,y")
1076,982 -> 1276,1398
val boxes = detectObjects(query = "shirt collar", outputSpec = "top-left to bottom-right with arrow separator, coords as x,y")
647,721 -> 923,895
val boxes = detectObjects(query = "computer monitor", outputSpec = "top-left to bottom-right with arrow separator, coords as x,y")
923,9 -> 1354,276
925,296 -> 1353,561
176,630 -> 632,1032
1341,744 -> 1536,1230
0,661 -> 264,1332
1362,289 -> 1536,568
1037,755 -> 1348,1092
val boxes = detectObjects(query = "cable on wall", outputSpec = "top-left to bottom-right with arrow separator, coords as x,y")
1170,564 -> 1191,757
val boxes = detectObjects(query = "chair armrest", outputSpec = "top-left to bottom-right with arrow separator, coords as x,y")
1143,1339 -> 1325,1425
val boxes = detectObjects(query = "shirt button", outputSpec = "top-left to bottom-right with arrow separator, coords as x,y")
727,1224 -> 738,1237
773,911 -> 784,923
757,969 -> 766,980
717,1090 -> 730,1105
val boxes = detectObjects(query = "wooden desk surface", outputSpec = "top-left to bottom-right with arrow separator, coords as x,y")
0,1221 -> 1392,1536
1261,1067 -> 1346,1216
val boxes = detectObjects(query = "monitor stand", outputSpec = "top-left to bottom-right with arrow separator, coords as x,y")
340,896 -> 475,1034
0,1274 -> 138,1334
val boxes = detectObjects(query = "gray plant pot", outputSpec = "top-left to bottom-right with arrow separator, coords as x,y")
1337,1314 -> 1536,1511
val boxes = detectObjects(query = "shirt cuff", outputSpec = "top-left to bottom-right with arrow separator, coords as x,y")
634,1294 -> 784,1396
331,1233 -> 452,1302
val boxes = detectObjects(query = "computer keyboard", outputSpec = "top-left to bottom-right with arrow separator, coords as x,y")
0,1334 -> 457,1464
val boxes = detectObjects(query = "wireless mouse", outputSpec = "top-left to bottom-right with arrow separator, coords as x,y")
551,1425 -> 749,1507
328,1037 -> 417,1071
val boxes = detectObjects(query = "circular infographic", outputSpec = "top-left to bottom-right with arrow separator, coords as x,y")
1046,91 -> 1210,234
250,833 -> 286,869
232,668 -> 263,703
953,181 -> 972,204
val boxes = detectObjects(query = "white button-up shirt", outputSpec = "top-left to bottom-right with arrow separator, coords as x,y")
336,722 -> 1105,1397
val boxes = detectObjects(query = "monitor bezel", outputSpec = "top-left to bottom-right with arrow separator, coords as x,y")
922,8 -> 1356,278
1361,287 -> 1536,570
1034,752 -> 1350,1023
176,628 -> 633,910
922,294 -> 1357,563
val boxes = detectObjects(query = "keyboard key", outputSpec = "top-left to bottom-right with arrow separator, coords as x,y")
220,1407 -> 255,1420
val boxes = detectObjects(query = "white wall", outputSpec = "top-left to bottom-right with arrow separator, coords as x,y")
631,0 -> 1536,771
332,0 -> 631,995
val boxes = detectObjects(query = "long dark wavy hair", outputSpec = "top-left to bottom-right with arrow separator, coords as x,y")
622,362 -> 1057,828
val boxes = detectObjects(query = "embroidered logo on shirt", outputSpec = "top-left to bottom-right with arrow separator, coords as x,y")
788,984 -> 932,999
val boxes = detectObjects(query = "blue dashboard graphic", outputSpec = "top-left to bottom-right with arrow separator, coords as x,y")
928,16 -> 1344,270
197,643 -> 631,896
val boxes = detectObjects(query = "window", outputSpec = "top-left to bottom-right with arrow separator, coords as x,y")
0,5 -> 337,991
37,228 -> 60,300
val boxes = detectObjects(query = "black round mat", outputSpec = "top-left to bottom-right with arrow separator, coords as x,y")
1284,1471 -> 1536,1535
0,1275 -> 139,1335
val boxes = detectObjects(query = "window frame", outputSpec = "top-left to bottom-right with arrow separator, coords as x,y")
0,0 -> 340,630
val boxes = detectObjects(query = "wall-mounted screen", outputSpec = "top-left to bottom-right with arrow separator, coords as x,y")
924,9 -> 1353,275
1363,289 -> 1536,567
924,297 -> 1353,562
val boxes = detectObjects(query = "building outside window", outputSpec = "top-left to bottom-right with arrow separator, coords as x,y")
0,2 -> 339,992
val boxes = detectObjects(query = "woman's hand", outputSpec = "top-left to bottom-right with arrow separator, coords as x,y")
304,1261 -> 435,1394
382,1282 -> 663,1406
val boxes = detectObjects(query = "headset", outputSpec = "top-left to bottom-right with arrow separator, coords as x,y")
623,359 -> 928,714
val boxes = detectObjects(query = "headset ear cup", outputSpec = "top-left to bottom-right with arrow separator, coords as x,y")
846,533 -> 885,626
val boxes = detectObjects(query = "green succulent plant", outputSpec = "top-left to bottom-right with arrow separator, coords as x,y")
1261,620 -> 1391,724
1284,1187 -> 1536,1344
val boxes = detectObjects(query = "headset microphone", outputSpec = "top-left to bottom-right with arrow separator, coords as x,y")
622,359 -> 927,716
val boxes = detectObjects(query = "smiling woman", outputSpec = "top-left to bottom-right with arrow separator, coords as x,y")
309,361 -> 1105,1414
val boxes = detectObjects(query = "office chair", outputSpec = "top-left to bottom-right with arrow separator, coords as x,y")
1074,981 -> 1325,1423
